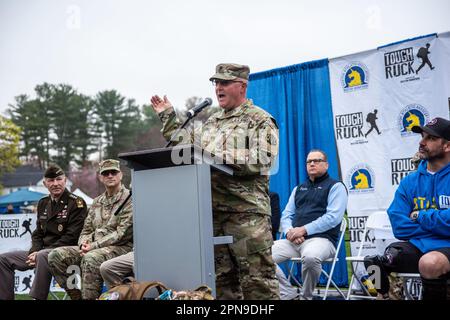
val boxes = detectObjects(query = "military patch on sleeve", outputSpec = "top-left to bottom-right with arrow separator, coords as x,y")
76,198 -> 84,208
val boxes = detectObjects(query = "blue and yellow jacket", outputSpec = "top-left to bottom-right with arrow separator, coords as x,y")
387,160 -> 450,253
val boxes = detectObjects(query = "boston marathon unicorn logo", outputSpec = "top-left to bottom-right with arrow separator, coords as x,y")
354,171 -> 370,189
405,112 -> 420,132
341,62 -> 369,92
346,164 -> 375,194
348,69 -> 363,87
397,104 -> 430,137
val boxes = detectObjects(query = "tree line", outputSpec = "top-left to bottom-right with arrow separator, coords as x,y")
2,83 -> 217,195
7,83 -> 170,171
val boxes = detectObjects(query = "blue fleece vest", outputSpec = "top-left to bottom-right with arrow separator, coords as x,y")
293,173 -> 341,245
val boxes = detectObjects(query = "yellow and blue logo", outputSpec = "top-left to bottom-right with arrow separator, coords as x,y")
397,104 -> 429,137
341,62 -> 369,92
346,164 -> 375,194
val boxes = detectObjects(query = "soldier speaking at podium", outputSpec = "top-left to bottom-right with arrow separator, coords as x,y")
151,63 -> 280,300
0,164 -> 87,300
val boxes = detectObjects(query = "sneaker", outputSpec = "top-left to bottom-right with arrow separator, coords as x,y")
376,293 -> 390,300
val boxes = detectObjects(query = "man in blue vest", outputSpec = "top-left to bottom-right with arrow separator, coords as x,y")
272,149 -> 348,300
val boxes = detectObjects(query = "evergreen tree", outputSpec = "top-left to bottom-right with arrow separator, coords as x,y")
0,116 -> 21,191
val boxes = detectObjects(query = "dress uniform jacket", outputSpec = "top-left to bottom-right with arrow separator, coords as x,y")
29,189 -> 88,254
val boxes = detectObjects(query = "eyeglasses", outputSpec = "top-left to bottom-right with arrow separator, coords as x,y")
101,170 -> 120,177
211,79 -> 244,87
306,159 -> 326,165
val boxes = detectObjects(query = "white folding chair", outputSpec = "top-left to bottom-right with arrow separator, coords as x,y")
287,218 -> 347,300
392,272 -> 423,300
49,290 -> 69,300
346,211 -> 421,300
346,211 -> 393,300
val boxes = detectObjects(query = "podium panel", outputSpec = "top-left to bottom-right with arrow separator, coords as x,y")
132,163 -> 216,295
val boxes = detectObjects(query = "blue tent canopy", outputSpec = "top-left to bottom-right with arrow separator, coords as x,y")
0,188 -> 46,213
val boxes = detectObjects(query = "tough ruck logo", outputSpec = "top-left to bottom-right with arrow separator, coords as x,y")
346,164 -> 375,194
0,218 -> 20,238
341,62 -> 369,92
384,42 -> 436,82
335,109 -> 381,144
391,157 -> 416,185
397,104 -> 429,137
384,47 -> 415,79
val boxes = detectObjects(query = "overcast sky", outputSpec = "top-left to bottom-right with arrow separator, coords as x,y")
1,0 -> 450,116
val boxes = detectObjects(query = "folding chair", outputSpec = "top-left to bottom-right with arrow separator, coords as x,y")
346,211 -> 392,300
49,290 -> 68,300
392,273 -> 422,300
49,277 -> 69,300
345,211 -> 421,300
287,218 -> 347,300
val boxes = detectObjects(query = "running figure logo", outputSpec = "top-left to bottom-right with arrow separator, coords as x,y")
416,43 -> 435,74
21,275 -> 32,291
20,218 -> 33,237
365,109 -> 381,138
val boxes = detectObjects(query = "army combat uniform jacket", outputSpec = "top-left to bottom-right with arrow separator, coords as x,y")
29,189 -> 88,254
159,99 -> 279,216
78,185 -> 133,250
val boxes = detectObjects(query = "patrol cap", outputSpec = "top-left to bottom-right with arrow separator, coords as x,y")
98,159 -> 121,174
411,117 -> 450,140
209,63 -> 250,82
44,164 -> 65,179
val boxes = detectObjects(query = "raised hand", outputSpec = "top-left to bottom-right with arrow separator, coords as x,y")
151,95 -> 173,113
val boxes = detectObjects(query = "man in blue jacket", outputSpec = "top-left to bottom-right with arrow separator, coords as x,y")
365,117 -> 450,300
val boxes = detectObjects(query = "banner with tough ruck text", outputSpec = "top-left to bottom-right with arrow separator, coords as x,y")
329,31 -> 450,288
0,214 -> 64,295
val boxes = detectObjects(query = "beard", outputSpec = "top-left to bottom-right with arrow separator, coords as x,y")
419,147 -> 445,161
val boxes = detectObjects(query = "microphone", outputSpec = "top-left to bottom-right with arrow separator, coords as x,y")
186,98 -> 213,118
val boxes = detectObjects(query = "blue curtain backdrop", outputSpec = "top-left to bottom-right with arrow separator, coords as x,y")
247,59 -> 348,287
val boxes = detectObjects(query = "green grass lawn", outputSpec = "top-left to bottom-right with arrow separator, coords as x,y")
15,292 -> 68,300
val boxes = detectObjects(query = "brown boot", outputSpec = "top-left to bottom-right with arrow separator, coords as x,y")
66,289 -> 82,300
388,274 -> 403,300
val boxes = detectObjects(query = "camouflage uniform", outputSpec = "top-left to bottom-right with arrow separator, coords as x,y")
158,64 -> 280,299
48,184 -> 133,300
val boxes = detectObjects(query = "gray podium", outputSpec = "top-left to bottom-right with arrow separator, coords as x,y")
119,145 -> 233,297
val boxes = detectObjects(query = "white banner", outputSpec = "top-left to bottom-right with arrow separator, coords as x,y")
0,213 -> 64,295
329,31 -> 450,283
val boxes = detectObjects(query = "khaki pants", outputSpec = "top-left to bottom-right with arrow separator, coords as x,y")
272,237 -> 335,300
100,251 -> 135,288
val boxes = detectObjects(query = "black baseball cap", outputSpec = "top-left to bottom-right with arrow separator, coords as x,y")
412,117 -> 450,140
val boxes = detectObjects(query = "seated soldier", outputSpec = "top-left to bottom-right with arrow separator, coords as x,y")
48,159 -> 133,300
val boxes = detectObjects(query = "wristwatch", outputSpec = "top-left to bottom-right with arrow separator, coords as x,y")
410,210 -> 420,222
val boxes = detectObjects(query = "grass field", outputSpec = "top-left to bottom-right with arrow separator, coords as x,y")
15,292 -> 68,300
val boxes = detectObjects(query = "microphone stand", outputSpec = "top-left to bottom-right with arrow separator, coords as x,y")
165,114 -> 195,148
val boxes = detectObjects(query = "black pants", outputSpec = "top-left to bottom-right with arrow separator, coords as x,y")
364,241 -> 450,299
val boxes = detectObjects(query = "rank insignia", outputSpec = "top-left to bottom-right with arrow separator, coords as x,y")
76,198 -> 84,208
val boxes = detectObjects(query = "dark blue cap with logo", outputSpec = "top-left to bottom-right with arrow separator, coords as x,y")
412,117 -> 450,140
